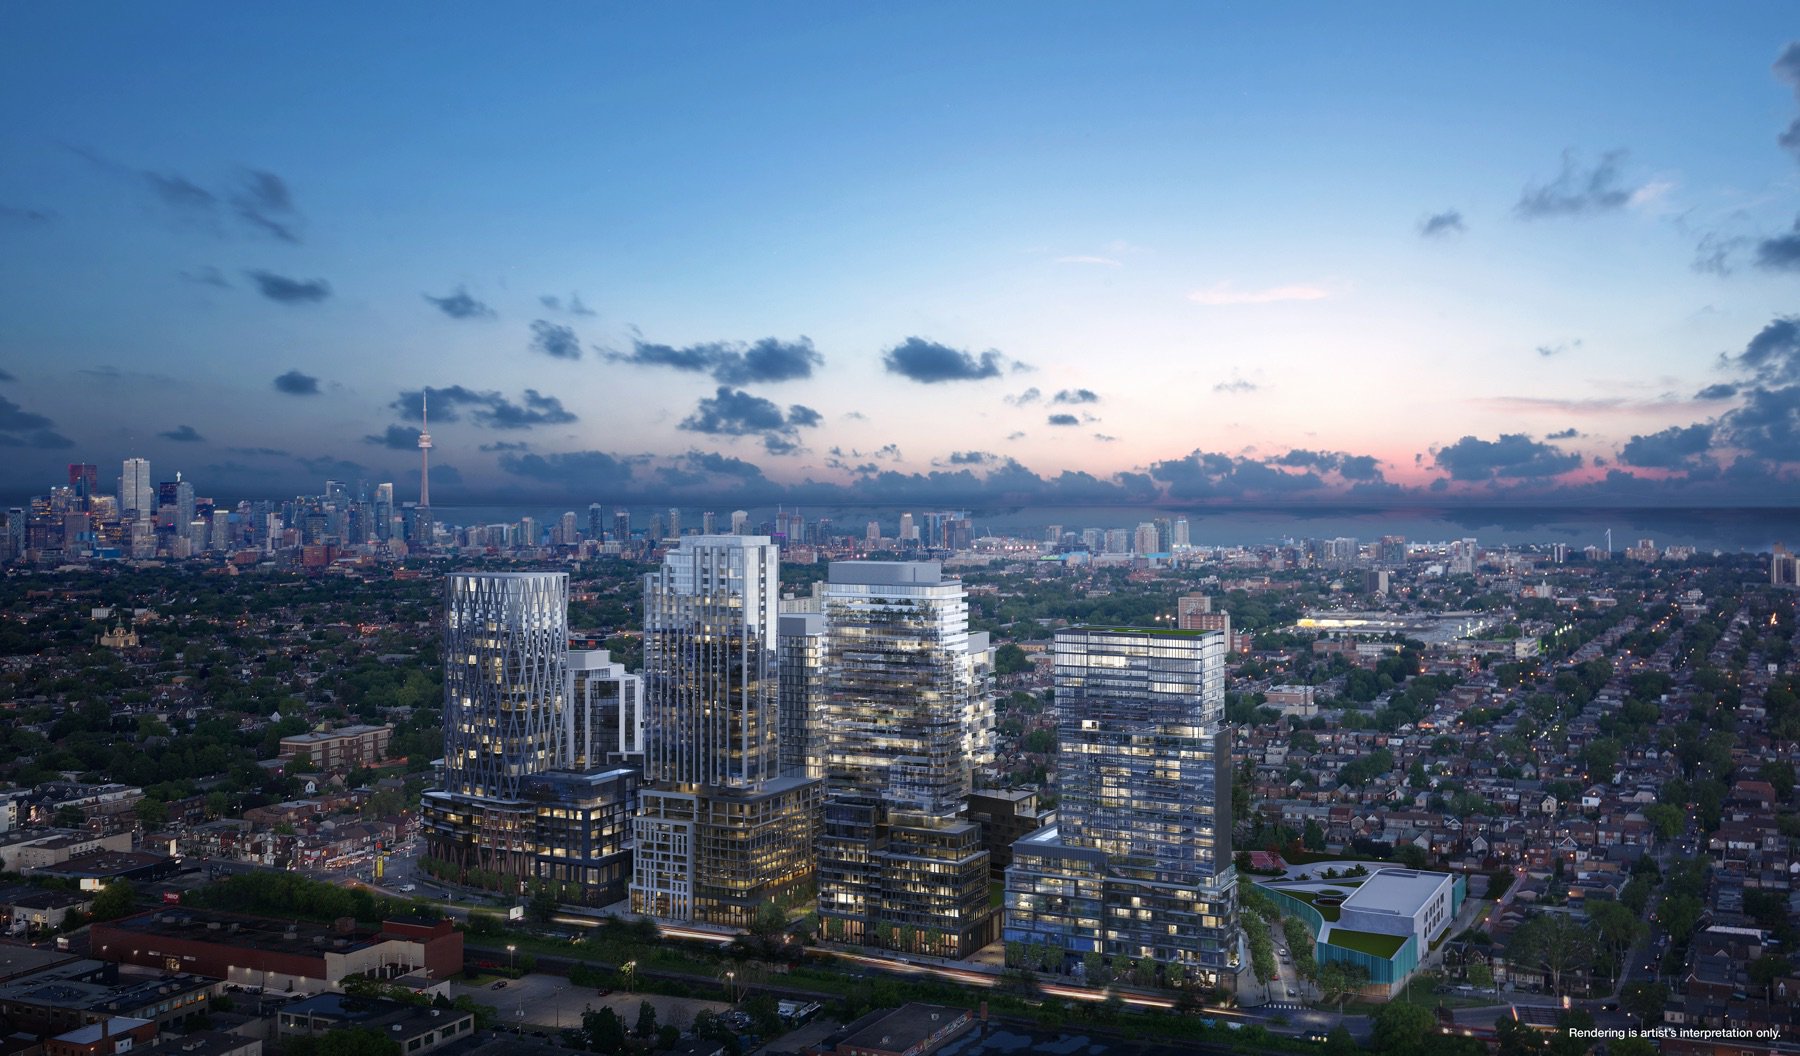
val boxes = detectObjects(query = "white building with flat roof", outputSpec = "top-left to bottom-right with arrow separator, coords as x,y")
1335,867 -> 1456,950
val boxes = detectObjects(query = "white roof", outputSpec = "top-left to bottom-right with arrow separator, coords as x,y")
1338,868 -> 1453,917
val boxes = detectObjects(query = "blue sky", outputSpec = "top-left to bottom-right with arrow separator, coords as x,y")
4,4 -> 1800,506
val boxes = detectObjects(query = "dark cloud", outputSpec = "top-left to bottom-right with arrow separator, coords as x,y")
296,455 -> 367,479
77,365 -> 175,386
1719,385 -> 1800,461
947,451 -> 996,465
1619,423 -> 1715,469
1006,431 -> 1027,441
1094,433 -> 1117,442
229,170 -> 301,243
678,450 -> 767,481
227,446 -> 289,458
363,425 -> 422,450
425,287 -> 495,320
1005,388 -> 1042,406
1419,210 -> 1465,237
273,369 -> 320,396
1695,383 -> 1738,400
406,463 -> 463,487
0,205 -> 54,227
389,386 -> 578,430
1214,378 -> 1258,394
539,293 -> 597,316
1775,42 -> 1800,159
679,386 -> 820,454
498,449 -> 641,490
1754,217 -> 1800,272
158,424 -> 206,443
1514,149 -> 1638,219
1434,434 -> 1583,480
0,369 -> 13,382
603,336 -> 822,384
882,337 -> 1005,383
1728,316 -> 1800,385
1051,388 -> 1100,405
71,149 -> 304,242
484,390 -> 577,430
0,394 -> 73,449
1545,427 -> 1582,440
246,270 -> 330,304
1536,339 -> 1581,357
529,320 -> 581,360
1046,413 -> 1081,426
178,265 -> 231,288
479,441 -> 530,453
1272,449 -> 1382,480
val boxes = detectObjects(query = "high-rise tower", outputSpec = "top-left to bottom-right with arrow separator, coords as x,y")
418,389 -> 433,508
1004,626 -> 1239,987
816,561 -> 997,957
631,536 -> 820,925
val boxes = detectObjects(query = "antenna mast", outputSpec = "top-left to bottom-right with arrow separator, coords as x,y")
418,389 -> 433,507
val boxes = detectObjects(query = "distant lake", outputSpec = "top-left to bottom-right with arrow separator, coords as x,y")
430,504 -> 1800,555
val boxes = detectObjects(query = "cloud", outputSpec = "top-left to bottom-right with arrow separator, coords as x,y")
1545,427 -> 1582,440
178,265 -> 231,288
1536,339 -> 1581,358
1754,217 -> 1800,271
71,149 -> 305,242
246,270 -> 330,304
498,449 -> 642,490
1418,210 -> 1465,237
227,446 -> 289,458
539,293 -> 597,316
529,319 -> 581,360
0,369 -> 13,382
1719,384 -> 1800,461
77,365 -> 176,386
159,424 -> 206,443
296,455 -> 367,479
0,205 -> 54,227
1514,149 -> 1639,219
389,385 -> 579,430
1619,423 -> 1716,470
1006,431 -> 1027,441
363,425 -> 422,450
679,386 -> 821,454
946,451 -> 996,465
1005,388 -> 1042,406
273,369 -> 321,396
1695,383 -> 1738,400
1727,316 -> 1800,385
1187,282 -> 1338,306
425,287 -> 495,320
1775,42 -> 1800,160
882,337 -> 1006,382
1051,388 -> 1100,405
229,169 -> 301,243
1692,233 -> 1750,276
1054,255 -> 1123,267
1433,434 -> 1582,481
1214,377 -> 1259,394
0,394 -> 73,449
479,440 -> 530,453
1046,413 -> 1081,426
1094,433 -> 1117,442
603,336 -> 822,384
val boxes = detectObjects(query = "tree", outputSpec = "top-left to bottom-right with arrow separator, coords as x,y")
1468,962 -> 1494,988
135,797 -> 169,828
1507,913 -> 1594,997
750,899 -> 788,937
1370,1001 -> 1436,1056
994,643 -> 1030,675
583,1007 -> 626,1055
1620,981 -> 1667,1028
1303,818 -> 1326,851
527,882 -> 558,923
1316,960 -> 1368,1008
1584,899 -> 1643,982
1643,803 -> 1683,842
287,749 -> 314,771
91,880 -> 136,921
1324,1026 -> 1359,1056
1395,843 -> 1429,869
1747,953 -> 1787,998
633,1000 -> 658,1038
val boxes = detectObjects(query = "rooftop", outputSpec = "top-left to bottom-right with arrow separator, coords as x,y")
838,1003 -> 970,1055
97,909 -> 392,958
1338,868 -> 1455,917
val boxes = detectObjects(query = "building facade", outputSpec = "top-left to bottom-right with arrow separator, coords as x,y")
630,537 -> 820,926
817,561 -> 996,958
1003,627 -> 1240,987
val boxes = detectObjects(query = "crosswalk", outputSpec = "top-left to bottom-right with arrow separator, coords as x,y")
1260,1002 -> 1310,1011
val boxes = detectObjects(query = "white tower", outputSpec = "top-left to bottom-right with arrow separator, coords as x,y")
418,389 -> 433,507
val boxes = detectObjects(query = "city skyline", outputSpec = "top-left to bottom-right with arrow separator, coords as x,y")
7,8 -> 1800,506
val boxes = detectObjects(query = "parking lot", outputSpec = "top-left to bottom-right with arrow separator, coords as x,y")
448,972 -> 731,1032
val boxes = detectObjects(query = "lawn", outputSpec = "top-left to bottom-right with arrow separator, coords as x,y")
1323,928 -> 1407,958
1276,888 -> 1341,922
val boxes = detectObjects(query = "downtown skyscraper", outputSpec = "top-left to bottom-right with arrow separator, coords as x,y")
629,536 -> 820,926
1003,626 -> 1240,987
816,561 -> 997,957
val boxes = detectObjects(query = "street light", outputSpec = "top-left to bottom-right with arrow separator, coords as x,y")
507,944 -> 517,979
725,970 -> 736,1003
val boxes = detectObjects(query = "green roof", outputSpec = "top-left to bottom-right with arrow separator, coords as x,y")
1325,928 -> 1408,958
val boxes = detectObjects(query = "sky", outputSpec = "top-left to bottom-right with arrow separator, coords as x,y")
5,4 -> 1800,508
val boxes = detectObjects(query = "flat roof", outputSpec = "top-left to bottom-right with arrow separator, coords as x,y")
1339,868 -> 1454,917
99,909 -> 390,958
838,1003 -> 969,1054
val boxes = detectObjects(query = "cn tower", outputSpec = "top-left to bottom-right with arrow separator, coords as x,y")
418,388 -> 433,507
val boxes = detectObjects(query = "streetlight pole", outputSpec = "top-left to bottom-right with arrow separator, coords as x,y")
507,944 -> 517,979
